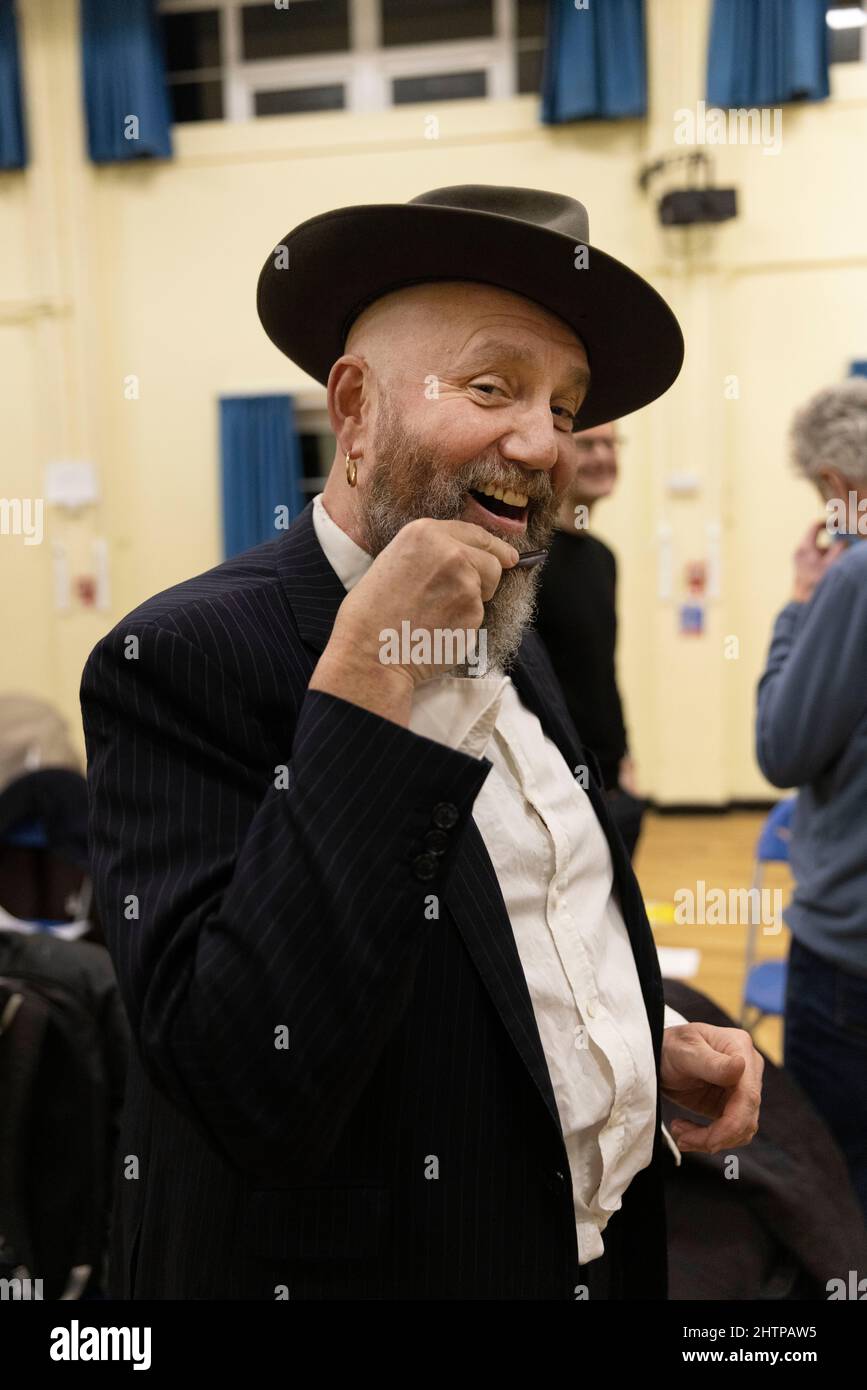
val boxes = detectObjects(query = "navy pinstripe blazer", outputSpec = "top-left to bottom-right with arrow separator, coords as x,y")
80,500 -> 669,1301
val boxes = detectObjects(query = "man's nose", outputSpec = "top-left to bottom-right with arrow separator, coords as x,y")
499,402 -> 560,472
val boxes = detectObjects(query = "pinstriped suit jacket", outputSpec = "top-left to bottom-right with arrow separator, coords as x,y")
80,500 -> 669,1300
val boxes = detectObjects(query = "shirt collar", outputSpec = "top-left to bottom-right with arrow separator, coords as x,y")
312,492 -> 373,592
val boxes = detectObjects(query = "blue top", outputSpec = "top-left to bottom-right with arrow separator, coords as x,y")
756,538 -> 867,978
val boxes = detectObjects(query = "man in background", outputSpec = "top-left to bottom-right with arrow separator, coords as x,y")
533,421 -> 645,857
756,379 -> 867,1224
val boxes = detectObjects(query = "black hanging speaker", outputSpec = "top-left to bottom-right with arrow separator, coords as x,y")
658,188 -> 738,226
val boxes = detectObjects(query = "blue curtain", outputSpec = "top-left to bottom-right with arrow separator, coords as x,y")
220,396 -> 305,558
0,0 -> 27,169
80,0 -> 173,164
707,0 -> 829,107
541,0 -> 646,124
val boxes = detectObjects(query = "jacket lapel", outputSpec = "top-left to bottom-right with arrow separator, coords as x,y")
275,501 -> 350,653
512,631 -> 664,1062
509,633 -> 626,883
445,822 -> 564,1135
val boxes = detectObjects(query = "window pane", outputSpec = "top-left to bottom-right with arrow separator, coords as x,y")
242,1 -> 350,59
517,46 -> 544,93
392,70 -> 487,104
828,25 -> 862,64
255,84 -> 346,115
516,0 -> 547,40
160,10 -> 221,74
382,0 -> 493,46
299,432 -> 333,489
167,79 -> 224,123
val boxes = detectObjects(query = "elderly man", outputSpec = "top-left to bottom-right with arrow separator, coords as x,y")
757,379 -> 867,1224
81,185 -> 762,1301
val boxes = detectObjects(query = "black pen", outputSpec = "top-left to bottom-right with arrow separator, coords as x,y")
514,548 -> 549,569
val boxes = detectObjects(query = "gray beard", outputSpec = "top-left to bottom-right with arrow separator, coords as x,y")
357,400 -> 558,675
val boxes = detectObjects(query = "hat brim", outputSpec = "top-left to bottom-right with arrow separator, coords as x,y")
256,203 -> 684,430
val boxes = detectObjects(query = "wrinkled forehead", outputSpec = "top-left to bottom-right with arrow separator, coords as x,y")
343,281 -> 589,431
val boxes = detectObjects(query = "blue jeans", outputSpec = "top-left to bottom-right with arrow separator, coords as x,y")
784,935 -> 867,1224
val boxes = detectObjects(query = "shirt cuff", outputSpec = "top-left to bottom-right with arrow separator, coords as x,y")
661,1121 -> 683,1167
661,1007 -> 687,1166
409,672 -> 509,756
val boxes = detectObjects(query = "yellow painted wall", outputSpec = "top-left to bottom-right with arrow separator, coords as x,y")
3,0 -> 867,803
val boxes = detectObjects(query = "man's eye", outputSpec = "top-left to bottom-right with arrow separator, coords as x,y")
552,405 -> 578,425
471,381 -> 503,396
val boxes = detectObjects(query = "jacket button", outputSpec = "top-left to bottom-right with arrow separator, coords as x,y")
423,829 -> 450,854
412,853 -> 438,881
431,802 -> 459,830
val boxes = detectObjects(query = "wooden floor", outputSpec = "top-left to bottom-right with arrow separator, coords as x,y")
633,810 -> 789,1063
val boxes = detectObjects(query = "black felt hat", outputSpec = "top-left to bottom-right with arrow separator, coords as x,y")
256,184 -> 684,430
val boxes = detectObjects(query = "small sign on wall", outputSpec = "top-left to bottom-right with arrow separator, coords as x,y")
679,560 -> 707,636
679,603 -> 705,636
43,460 -> 99,510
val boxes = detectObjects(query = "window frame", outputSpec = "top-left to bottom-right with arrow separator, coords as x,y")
157,0 -> 544,120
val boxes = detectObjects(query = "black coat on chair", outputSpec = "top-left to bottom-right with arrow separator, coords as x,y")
663,980 -> 867,1300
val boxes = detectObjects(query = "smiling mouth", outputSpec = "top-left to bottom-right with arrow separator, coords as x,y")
467,487 -> 529,524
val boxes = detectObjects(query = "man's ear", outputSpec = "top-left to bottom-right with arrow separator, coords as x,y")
327,354 -> 367,456
816,466 -> 846,503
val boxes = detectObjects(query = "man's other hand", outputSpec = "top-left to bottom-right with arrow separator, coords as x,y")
660,1022 -> 764,1153
792,520 -> 846,604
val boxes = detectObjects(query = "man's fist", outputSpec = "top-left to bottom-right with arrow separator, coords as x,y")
661,1022 -> 764,1153
329,518 -> 519,688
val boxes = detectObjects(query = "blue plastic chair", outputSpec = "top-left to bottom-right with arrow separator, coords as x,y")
739,797 -> 796,1030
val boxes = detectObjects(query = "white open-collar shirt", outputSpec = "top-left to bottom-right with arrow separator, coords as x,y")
312,493 -> 683,1265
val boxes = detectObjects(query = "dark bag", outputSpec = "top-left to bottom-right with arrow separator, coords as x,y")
0,934 -> 128,1299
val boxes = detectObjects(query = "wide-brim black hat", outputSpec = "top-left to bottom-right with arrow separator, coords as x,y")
256,184 -> 684,430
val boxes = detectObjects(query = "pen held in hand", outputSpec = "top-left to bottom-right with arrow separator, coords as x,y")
514,548 -> 549,569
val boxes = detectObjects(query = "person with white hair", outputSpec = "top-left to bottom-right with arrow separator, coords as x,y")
756,378 -> 867,1224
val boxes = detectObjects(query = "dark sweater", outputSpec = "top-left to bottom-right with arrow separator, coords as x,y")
532,527 -> 627,791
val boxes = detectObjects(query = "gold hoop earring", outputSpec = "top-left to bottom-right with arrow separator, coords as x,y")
345,451 -> 358,487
